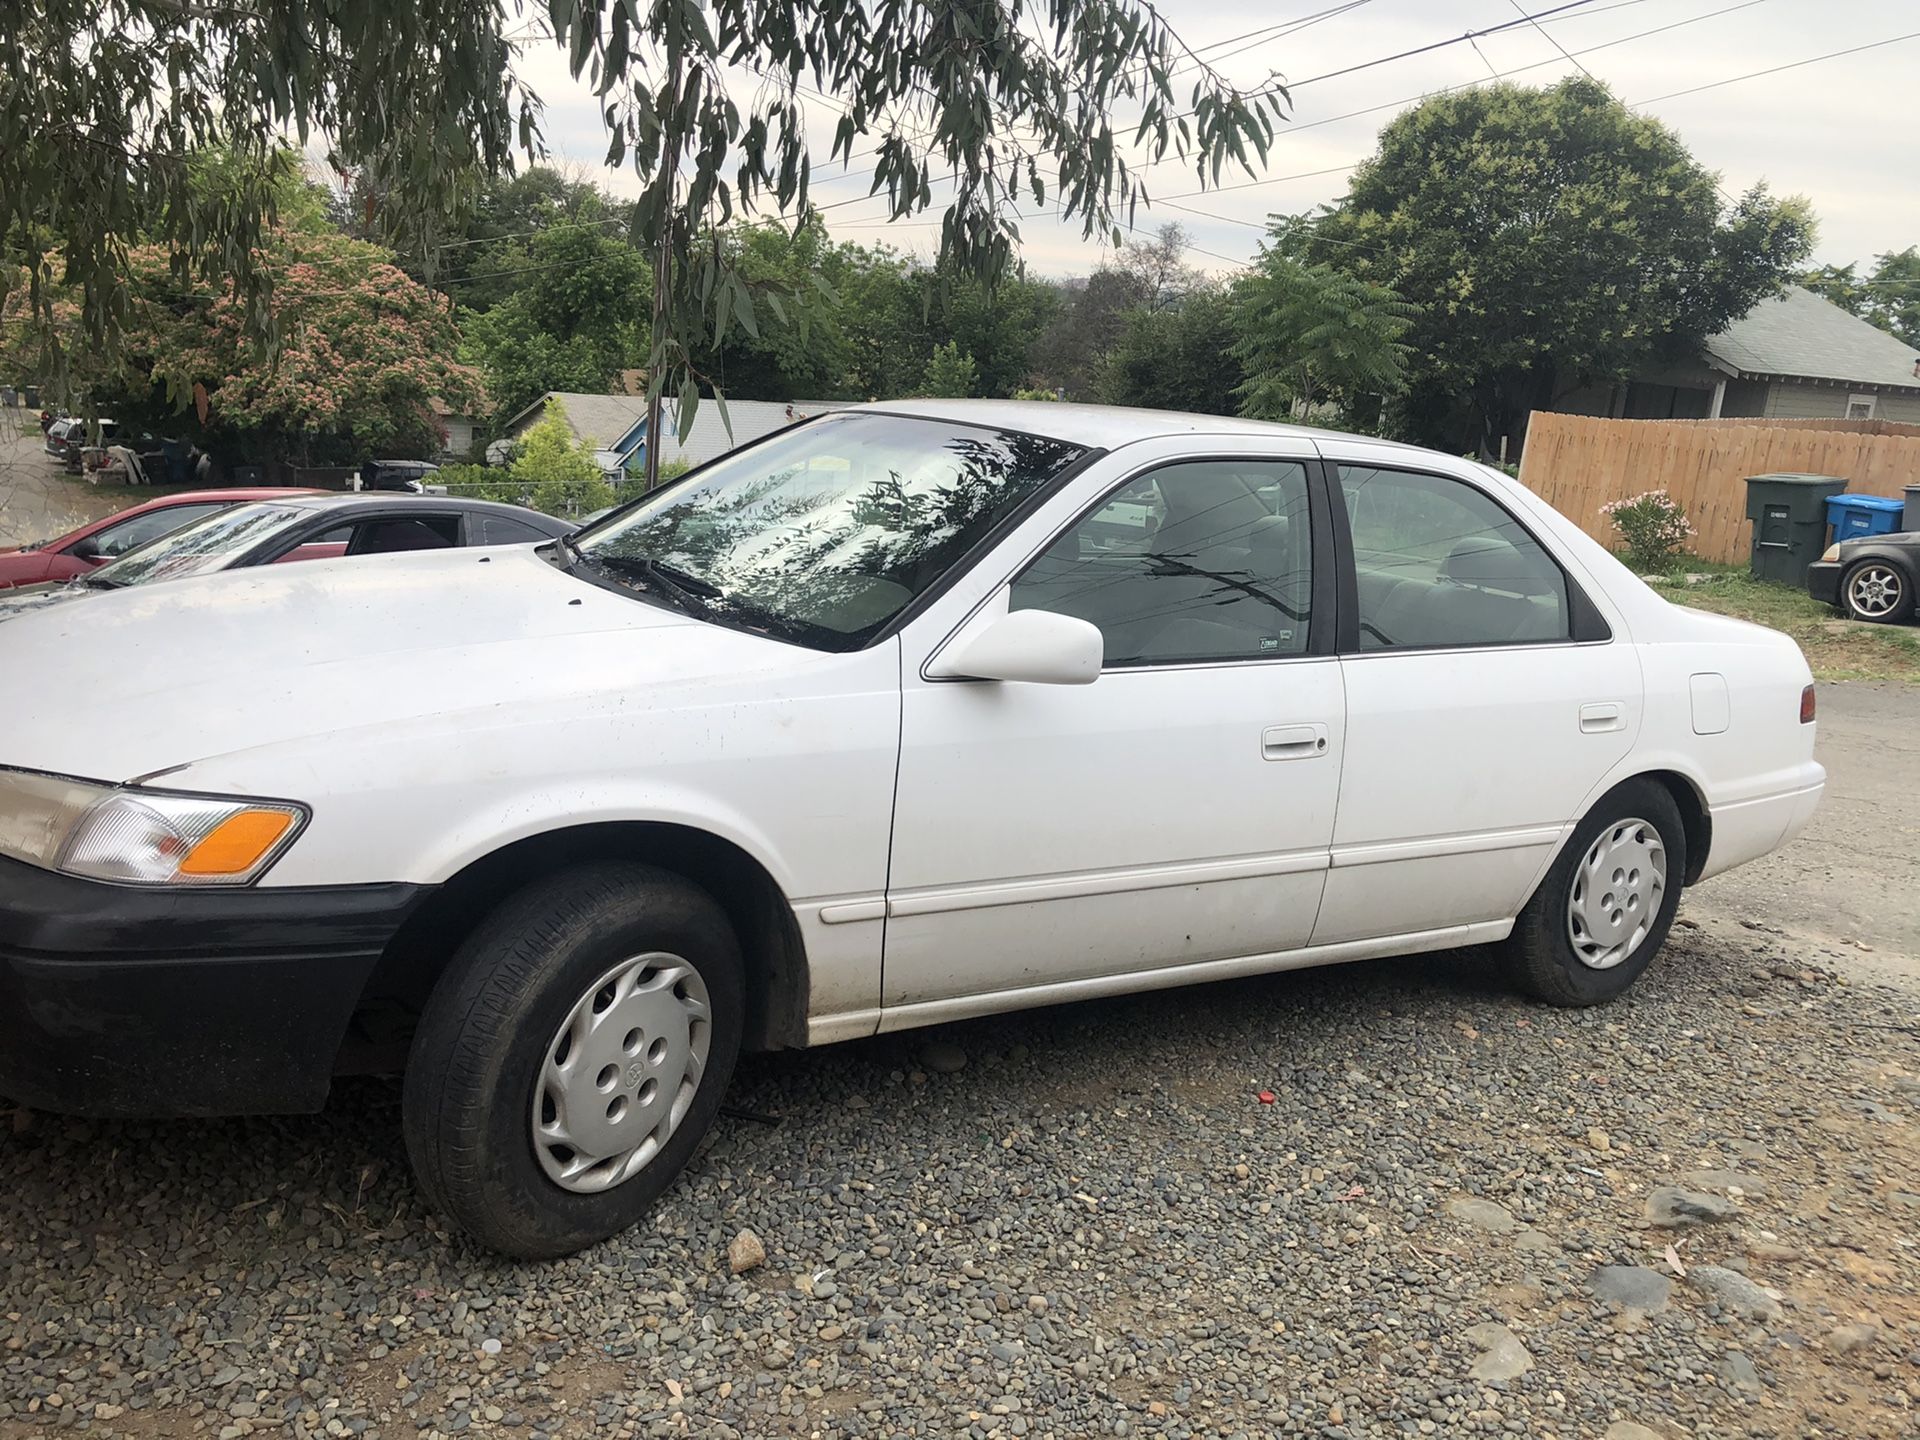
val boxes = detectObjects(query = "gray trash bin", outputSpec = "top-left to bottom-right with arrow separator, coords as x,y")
1744,473 -> 1846,586
1904,482 -> 1920,533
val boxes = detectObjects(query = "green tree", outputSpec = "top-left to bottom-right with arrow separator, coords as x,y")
1802,250 -> 1920,347
508,400 -> 616,516
1099,288 -> 1244,415
1801,261 -> 1870,318
1230,229 -> 1415,425
3,2 -> 1285,485
1304,78 -> 1815,454
3,227 -> 483,463
921,342 -> 979,398
460,224 -> 653,424
1031,225 -> 1198,397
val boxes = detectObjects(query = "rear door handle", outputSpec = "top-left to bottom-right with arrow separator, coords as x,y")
1579,702 -> 1626,734
1262,723 -> 1329,761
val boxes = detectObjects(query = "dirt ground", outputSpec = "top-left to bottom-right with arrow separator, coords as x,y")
0,410 -> 130,548
1686,680 -> 1920,979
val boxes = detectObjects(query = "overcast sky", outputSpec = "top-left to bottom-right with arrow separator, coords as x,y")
512,0 -> 1920,278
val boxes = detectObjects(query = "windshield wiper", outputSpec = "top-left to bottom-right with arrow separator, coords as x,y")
83,574 -> 125,591
580,552 -> 723,604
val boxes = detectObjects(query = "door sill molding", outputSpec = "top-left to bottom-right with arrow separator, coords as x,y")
807,919 -> 1513,1042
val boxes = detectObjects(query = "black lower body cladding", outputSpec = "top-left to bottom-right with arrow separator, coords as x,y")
0,854 -> 429,1117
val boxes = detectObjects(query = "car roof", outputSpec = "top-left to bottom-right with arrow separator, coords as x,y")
839,398 -> 1440,460
269,492 -> 559,520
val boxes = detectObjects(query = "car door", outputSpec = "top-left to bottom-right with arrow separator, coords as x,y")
884,439 -> 1344,1022
1312,443 -> 1641,947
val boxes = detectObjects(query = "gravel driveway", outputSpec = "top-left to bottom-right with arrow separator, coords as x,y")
3,925 -> 1917,1440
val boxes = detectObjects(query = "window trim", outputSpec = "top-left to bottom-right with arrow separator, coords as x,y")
950,450 -> 1335,677
1328,460 -> 1611,655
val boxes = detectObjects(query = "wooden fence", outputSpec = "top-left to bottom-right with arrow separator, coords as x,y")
1517,414 -> 1920,564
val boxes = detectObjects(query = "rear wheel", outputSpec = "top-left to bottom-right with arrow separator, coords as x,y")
1840,559 -> 1913,624
401,862 -> 743,1258
1500,779 -> 1686,1007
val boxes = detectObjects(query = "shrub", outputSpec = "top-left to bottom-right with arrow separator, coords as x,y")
1602,489 -> 1696,572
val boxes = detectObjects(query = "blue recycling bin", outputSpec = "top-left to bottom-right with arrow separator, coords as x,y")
1825,493 -> 1908,541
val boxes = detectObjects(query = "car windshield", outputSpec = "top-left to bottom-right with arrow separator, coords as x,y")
89,503 -> 311,588
570,412 -> 1087,649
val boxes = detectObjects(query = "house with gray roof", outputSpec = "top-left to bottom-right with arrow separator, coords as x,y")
1553,285 -> 1920,426
499,390 -> 849,479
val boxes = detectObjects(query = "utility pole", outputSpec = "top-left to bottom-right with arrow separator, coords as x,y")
643,41 -> 686,495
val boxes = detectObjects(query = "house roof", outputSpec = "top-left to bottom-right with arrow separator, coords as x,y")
610,397 -> 851,463
1706,286 -> 1920,392
502,391 -> 651,447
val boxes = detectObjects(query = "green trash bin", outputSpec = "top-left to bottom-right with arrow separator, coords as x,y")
1743,473 -> 1846,586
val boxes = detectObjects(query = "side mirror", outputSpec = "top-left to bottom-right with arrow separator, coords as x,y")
67,537 -> 104,563
929,608 -> 1104,685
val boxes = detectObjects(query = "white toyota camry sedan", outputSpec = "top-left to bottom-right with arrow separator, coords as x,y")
0,401 -> 1824,1256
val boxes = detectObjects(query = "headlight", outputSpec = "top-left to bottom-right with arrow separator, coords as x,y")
0,768 -> 307,886
1819,544 -> 1841,563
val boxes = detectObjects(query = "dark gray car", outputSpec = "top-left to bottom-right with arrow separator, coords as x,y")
0,493 -> 573,622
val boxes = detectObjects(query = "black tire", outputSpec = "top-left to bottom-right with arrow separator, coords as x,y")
401,862 -> 743,1259
1499,778 -> 1686,1008
1839,558 -> 1914,625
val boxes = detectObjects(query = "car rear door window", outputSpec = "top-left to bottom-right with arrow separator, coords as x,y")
1012,459 -> 1314,667
1339,465 -> 1570,650
343,515 -> 462,555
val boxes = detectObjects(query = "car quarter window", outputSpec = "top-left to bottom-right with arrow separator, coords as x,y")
1338,464 -> 1570,651
1010,458 -> 1313,667
480,514 -> 554,545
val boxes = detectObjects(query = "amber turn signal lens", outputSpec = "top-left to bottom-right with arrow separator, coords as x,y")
178,809 -> 296,876
1800,684 -> 1816,724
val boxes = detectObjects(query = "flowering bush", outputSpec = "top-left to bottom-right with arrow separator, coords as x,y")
1602,489 -> 1696,572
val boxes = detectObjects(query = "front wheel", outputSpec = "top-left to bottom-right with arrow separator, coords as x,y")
1840,559 -> 1913,624
1499,779 -> 1686,1007
401,863 -> 744,1258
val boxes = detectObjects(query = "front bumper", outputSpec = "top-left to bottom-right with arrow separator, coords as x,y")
1806,560 -> 1841,608
0,854 -> 429,1117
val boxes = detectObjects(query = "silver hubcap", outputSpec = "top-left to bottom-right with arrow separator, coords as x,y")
532,953 -> 712,1193
1567,818 -> 1667,970
1848,564 -> 1903,618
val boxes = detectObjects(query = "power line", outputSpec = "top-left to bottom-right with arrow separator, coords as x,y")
1283,0 -> 1599,89
1631,30 -> 1920,105
1148,0 -> 1775,204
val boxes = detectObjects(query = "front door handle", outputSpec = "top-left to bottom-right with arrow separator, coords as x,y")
1262,723 -> 1329,761
1579,702 -> 1626,734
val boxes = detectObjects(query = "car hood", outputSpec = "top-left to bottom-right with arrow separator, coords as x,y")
0,580 -> 86,615
0,545 -> 807,784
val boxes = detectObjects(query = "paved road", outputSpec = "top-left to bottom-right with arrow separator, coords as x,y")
1687,680 -> 1920,979
0,410 -> 127,548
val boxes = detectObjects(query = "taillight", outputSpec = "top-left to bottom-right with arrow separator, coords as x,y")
1800,684 -> 1816,724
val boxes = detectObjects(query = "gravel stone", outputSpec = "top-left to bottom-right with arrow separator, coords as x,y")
1645,1185 -> 1738,1227
1719,1351 -> 1761,1391
1688,1265 -> 1784,1321
1461,1322 -> 1533,1381
725,1228 -> 766,1274
3,923 -> 1915,1439
1826,1322 -> 1880,1355
1590,1265 -> 1673,1314
1445,1196 -> 1515,1233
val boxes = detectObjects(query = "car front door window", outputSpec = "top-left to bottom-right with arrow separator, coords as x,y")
1011,459 -> 1315,666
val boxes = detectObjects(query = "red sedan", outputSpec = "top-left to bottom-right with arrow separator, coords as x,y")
0,488 -> 321,590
